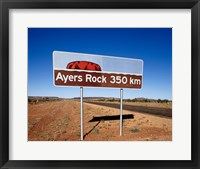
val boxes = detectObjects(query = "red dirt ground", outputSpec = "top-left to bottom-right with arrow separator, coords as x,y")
28,100 -> 172,141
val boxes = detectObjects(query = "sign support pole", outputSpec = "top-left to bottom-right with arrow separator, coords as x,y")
80,87 -> 83,141
120,88 -> 123,136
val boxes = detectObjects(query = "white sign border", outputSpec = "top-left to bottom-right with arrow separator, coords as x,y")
53,51 -> 143,89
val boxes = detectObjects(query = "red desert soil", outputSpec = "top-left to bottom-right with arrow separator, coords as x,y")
28,100 -> 172,141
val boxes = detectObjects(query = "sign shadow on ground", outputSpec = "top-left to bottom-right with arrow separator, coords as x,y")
83,114 -> 134,139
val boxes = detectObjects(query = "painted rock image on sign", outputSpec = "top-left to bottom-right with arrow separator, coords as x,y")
67,61 -> 102,71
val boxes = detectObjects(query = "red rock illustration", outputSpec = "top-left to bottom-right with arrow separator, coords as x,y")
67,61 -> 102,71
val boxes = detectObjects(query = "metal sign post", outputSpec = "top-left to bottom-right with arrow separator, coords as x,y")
80,87 -> 84,140
120,88 -> 123,136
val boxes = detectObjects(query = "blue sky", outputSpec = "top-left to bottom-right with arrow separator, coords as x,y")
28,28 -> 172,100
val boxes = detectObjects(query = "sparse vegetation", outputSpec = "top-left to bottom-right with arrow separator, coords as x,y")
91,97 -> 172,103
93,128 -> 99,134
157,99 -> 170,103
130,126 -> 140,133
28,96 -> 64,104
75,131 -> 80,136
28,99 -> 172,141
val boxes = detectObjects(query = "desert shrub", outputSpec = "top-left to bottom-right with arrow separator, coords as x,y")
130,126 -> 140,133
93,128 -> 99,134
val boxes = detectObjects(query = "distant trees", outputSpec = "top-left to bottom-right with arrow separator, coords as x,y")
125,98 -> 171,103
107,98 -> 116,102
125,98 -> 137,102
157,99 -> 161,103
91,97 -> 171,103
157,99 -> 169,103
